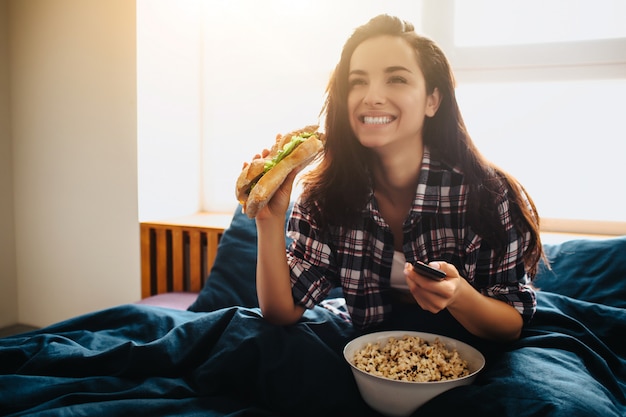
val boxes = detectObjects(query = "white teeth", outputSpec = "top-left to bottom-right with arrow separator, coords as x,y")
363,116 -> 393,125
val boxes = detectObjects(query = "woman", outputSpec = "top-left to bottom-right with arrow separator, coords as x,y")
254,14 -> 544,343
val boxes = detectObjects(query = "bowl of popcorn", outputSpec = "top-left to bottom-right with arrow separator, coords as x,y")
343,331 -> 485,417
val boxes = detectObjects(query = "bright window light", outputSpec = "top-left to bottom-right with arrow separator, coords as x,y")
138,0 -> 625,231
454,0 -> 626,46
200,0 -> 424,213
456,79 -> 626,222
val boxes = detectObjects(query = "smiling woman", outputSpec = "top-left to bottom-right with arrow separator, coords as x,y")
346,35 -> 441,153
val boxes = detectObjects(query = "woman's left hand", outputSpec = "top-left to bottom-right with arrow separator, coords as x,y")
404,261 -> 464,313
404,261 -> 524,341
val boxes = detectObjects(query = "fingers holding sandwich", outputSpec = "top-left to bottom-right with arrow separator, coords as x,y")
256,167 -> 300,220
242,148 -> 271,170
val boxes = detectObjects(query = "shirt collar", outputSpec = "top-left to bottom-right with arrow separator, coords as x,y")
363,147 -> 444,224
411,147 -> 441,216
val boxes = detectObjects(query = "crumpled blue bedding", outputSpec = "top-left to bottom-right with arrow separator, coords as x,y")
1,289 -> 625,417
2,204 -> 625,417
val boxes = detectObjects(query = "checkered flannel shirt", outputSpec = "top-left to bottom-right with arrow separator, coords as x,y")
286,150 -> 537,330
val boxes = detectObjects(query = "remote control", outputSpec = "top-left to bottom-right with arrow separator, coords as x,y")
412,262 -> 446,281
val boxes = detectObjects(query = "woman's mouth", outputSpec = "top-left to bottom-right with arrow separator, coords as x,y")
361,115 -> 396,125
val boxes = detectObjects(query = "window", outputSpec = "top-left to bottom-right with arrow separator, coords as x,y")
138,1 -> 626,234
199,0 -> 424,213
456,79 -> 626,224
138,0 -> 425,219
421,0 -> 626,233
454,0 -> 626,46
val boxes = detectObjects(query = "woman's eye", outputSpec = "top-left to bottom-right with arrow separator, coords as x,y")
349,78 -> 366,88
388,76 -> 407,84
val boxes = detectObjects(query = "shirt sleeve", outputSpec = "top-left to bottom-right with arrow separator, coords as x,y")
470,183 -> 537,323
285,201 -> 337,309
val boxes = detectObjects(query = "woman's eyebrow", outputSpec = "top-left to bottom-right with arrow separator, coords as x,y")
348,66 -> 412,76
385,65 -> 412,74
348,69 -> 367,76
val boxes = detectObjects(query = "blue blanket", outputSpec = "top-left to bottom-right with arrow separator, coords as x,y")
1,290 -> 625,417
2,206 -> 625,417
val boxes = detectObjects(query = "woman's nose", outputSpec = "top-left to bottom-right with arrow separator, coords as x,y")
363,83 -> 385,106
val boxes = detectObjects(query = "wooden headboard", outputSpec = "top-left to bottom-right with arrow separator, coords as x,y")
139,213 -> 233,298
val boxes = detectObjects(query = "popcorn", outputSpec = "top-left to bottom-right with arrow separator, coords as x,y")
352,335 -> 470,382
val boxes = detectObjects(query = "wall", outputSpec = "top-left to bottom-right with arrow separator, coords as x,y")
8,0 -> 139,327
0,0 -> 18,328
137,0 -> 203,221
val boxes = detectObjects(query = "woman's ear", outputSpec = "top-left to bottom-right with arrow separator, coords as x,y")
425,87 -> 441,118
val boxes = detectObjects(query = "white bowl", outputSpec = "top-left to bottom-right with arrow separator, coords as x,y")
343,331 -> 485,417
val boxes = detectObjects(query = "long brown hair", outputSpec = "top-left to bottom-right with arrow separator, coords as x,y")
301,14 -> 544,276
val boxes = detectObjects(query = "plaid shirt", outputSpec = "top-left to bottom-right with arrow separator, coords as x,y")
287,149 -> 537,330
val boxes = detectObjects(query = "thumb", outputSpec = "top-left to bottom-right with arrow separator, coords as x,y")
431,261 -> 459,278
277,169 -> 299,197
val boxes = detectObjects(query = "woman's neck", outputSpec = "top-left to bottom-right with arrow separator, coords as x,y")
372,143 -> 423,200
371,143 -> 424,251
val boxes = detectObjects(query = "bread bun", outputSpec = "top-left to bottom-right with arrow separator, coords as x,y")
236,125 -> 324,218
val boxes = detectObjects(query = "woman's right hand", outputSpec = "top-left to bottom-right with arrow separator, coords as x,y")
254,164 -> 306,326
255,167 -> 299,222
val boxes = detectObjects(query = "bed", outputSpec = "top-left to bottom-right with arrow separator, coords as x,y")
1,205 -> 625,417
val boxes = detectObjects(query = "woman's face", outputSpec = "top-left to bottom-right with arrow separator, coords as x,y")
347,35 -> 440,152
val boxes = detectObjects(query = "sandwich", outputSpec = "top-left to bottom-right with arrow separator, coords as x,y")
235,125 -> 324,218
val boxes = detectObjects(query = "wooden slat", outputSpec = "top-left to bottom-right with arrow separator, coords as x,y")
140,224 -> 152,298
189,229 -> 202,292
155,228 -> 168,295
206,230 -> 221,277
171,228 -> 184,292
